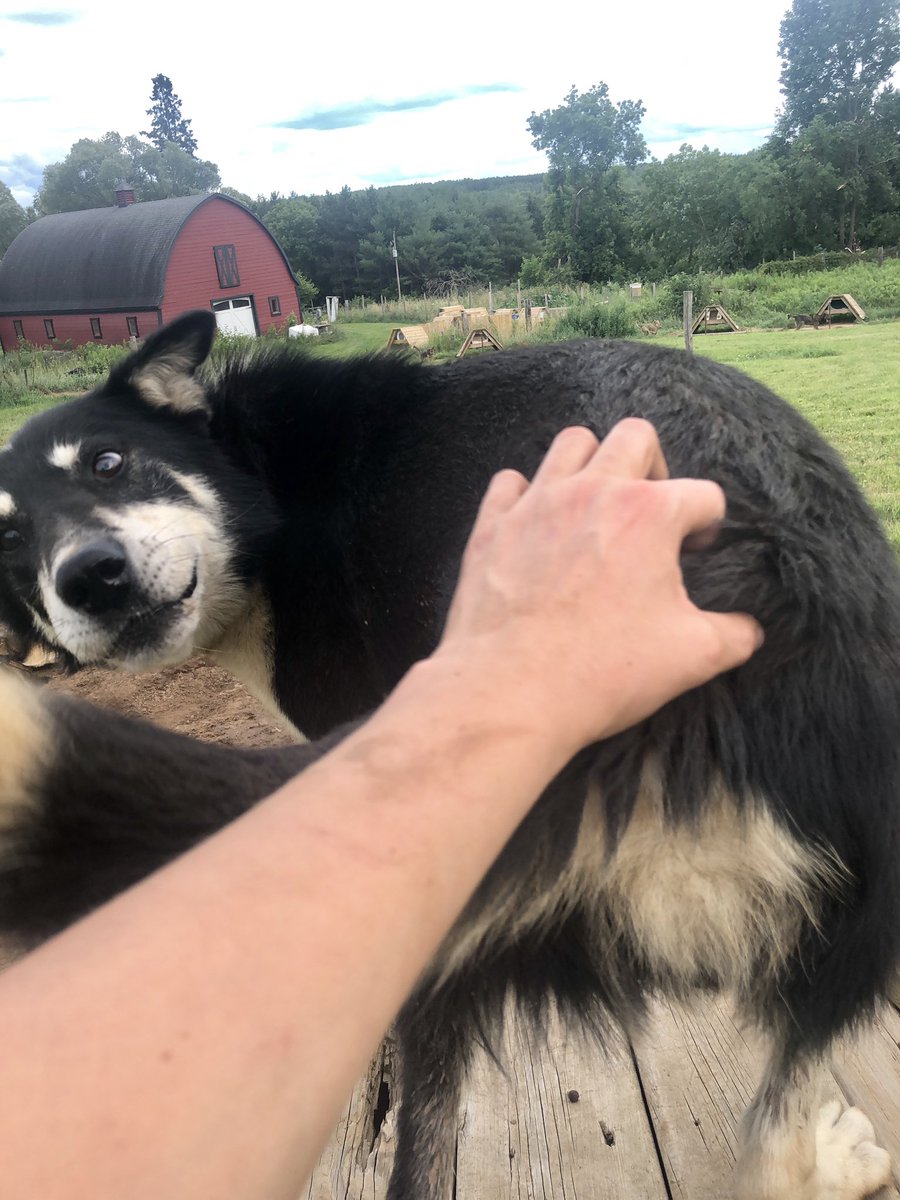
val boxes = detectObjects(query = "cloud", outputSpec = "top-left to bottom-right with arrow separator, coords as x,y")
4,10 -> 78,25
274,83 -> 524,132
364,167 -> 455,185
645,119 -> 772,140
0,95 -> 49,103
0,152 -> 46,191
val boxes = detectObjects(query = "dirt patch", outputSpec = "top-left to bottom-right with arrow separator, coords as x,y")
29,657 -> 296,750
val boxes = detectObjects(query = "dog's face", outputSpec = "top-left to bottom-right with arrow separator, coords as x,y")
0,312 -> 261,671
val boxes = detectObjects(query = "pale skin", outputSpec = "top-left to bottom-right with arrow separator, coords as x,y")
0,420 -> 761,1199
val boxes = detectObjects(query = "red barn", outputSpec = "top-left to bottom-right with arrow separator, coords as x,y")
0,191 -> 301,351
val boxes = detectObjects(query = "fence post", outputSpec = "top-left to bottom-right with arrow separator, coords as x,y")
683,291 -> 693,354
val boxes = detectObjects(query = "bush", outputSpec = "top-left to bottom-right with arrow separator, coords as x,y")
555,301 -> 636,339
294,272 -> 317,311
664,273 -> 716,319
758,248 -> 898,276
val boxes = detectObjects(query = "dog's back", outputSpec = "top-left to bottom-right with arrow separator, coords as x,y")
0,320 -> 896,1200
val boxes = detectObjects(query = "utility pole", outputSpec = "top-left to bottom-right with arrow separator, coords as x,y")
392,230 -> 402,303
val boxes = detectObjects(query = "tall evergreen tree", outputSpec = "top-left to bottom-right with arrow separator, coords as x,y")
142,74 -> 199,156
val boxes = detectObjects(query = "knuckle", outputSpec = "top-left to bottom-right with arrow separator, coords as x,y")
555,425 -> 598,451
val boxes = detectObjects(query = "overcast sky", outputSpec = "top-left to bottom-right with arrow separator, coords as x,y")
2,0 -> 799,208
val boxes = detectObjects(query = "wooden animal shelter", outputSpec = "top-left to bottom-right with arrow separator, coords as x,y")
691,303 -> 740,334
815,294 -> 866,324
386,326 -> 430,352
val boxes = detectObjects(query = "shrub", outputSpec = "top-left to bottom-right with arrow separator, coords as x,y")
555,301 -> 636,340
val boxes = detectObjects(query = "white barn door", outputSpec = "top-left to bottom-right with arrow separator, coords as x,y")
212,297 -> 257,336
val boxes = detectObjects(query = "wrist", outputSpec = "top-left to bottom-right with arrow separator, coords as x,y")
395,645 -> 595,769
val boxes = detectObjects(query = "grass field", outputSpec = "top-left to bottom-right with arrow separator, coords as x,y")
673,322 -> 900,547
1,320 -> 897,546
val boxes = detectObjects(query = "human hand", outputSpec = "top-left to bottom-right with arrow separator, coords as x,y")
435,420 -> 763,757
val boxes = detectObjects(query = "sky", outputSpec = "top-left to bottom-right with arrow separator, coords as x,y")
0,0 -> 797,209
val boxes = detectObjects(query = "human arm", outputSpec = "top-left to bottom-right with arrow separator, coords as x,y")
0,420 -> 761,1200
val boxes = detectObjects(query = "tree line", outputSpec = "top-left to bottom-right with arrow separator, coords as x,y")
2,2 -> 898,297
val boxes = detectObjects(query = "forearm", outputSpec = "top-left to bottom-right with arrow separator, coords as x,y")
0,658 -> 569,1200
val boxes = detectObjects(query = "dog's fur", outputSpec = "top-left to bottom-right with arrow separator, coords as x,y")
0,312 -> 896,1199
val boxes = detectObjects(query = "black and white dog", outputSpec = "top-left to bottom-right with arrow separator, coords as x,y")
0,311 -> 896,1200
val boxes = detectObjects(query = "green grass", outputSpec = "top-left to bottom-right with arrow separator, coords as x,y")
307,323 -> 398,356
659,322 -> 900,547
1,319 -> 897,548
0,394 -> 71,442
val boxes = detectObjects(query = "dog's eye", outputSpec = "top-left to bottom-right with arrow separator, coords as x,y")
0,529 -> 22,552
93,451 -> 124,479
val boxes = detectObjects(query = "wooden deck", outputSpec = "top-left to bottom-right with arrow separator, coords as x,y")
307,998 -> 900,1199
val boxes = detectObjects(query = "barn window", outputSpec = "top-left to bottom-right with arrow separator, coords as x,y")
13,320 -> 24,341
90,318 -> 102,339
44,319 -> 56,340
213,244 -> 240,288
268,296 -> 282,316
127,316 -> 139,338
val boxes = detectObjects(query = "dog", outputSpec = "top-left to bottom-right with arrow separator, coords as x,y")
791,313 -> 823,329
0,311 -> 896,1200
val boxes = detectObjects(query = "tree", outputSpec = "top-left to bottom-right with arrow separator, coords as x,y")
142,74 -> 198,156
218,186 -> 255,209
776,0 -> 900,135
527,84 -> 647,281
0,180 -> 28,257
773,0 -> 899,249
34,133 -> 220,215
262,197 -> 320,276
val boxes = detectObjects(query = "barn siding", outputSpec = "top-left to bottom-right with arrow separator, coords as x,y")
162,198 -> 300,333
0,194 -> 300,353
0,311 -> 159,352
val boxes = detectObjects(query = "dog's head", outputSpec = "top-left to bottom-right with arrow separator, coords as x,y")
0,311 -> 271,672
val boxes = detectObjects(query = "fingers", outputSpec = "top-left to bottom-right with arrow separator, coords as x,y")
588,418 -> 670,482
532,421 -> 671,488
480,468 -> 529,517
465,468 -> 529,555
702,611 -> 765,674
668,478 -> 728,539
531,426 -> 601,484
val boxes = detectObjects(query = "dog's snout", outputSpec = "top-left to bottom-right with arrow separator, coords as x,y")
55,539 -> 131,615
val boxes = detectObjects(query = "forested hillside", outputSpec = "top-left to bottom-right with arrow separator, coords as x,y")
3,0 -> 898,300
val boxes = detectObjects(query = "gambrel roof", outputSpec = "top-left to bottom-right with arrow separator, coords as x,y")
0,194 -> 285,316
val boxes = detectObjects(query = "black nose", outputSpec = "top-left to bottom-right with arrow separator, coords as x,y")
55,538 -> 132,615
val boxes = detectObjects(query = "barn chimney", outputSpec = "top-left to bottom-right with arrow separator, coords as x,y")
115,182 -> 136,207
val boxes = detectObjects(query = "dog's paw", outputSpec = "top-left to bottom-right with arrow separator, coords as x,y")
815,1100 -> 891,1200
0,664 -> 50,838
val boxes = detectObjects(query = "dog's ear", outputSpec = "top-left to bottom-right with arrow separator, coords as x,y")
108,311 -> 217,416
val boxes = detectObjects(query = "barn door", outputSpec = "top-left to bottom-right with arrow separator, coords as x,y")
212,297 -> 257,336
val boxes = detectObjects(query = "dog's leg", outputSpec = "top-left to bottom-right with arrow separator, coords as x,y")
736,1050 -> 891,1200
0,667 -> 341,946
387,997 -> 473,1200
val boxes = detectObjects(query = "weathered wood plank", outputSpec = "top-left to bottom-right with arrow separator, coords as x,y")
631,998 -> 761,1200
456,1008 -> 667,1199
634,997 -> 900,1200
304,1038 -> 397,1200
306,998 -> 900,1199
